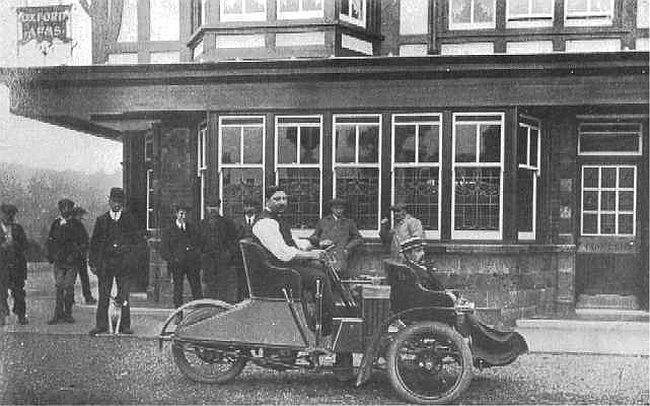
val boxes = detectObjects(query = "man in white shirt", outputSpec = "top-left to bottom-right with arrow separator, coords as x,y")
252,186 -> 334,335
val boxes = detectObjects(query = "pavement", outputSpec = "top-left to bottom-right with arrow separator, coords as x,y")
3,264 -> 649,357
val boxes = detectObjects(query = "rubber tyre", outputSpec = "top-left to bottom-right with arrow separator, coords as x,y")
387,322 -> 473,405
172,342 -> 247,384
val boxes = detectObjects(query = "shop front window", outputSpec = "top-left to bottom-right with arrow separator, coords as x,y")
275,116 -> 322,230
334,114 -> 380,234
219,116 -> 265,217
582,166 -> 636,236
392,114 -> 442,239
452,113 -> 504,239
449,0 -> 496,29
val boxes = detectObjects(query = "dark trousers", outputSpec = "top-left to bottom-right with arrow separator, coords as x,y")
77,261 -> 93,300
292,261 -> 334,336
170,261 -> 202,308
95,270 -> 131,330
53,264 -> 79,318
0,276 -> 26,319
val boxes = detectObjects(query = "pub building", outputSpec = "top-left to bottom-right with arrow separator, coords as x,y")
2,0 -> 648,324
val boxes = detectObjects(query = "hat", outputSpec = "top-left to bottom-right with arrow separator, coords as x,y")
265,185 -> 285,200
390,202 -> 408,212
109,187 -> 125,201
0,203 -> 18,216
173,203 -> 191,212
328,198 -> 347,208
58,198 -> 75,212
399,236 -> 425,253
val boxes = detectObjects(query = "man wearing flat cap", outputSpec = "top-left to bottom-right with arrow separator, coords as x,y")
45,198 -> 88,324
161,203 -> 203,309
380,202 -> 425,260
0,204 -> 29,326
88,187 -> 141,335
308,197 -> 362,279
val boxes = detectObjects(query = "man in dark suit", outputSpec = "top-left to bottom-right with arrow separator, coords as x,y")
0,203 -> 29,326
231,198 -> 259,300
199,200 -> 237,301
161,204 -> 203,308
88,188 -> 141,336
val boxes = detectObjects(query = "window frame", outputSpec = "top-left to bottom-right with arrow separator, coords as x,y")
218,115 -> 266,216
564,0 -> 614,26
277,0 -> 324,20
451,112 -> 505,240
449,0 -> 497,30
506,0 -> 554,28
391,113 -> 443,240
578,122 -> 643,156
581,165 -> 637,236
274,115 -> 324,236
146,169 -> 155,230
340,0 -> 367,28
639,0 -> 649,28
197,123 -> 208,220
517,116 -> 541,241
332,113 -> 382,237
220,0 -> 267,22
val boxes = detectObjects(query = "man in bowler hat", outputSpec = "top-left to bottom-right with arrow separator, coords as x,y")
0,204 -> 29,326
88,188 -> 141,335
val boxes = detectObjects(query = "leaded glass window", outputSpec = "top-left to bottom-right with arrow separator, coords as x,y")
452,113 -> 504,239
275,116 -> 322,230
333,114 -> 381,233
392,114 -> 442,238
517,116 -> 541,240
219,116 -> 265,217
581,166 -> 636,236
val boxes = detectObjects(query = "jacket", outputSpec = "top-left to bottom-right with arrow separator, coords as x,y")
200,215 -> 237,261
160,221 -> 202,265
46,218 -> 89,267
0,221 -> 28,281
89,211 -> 141,274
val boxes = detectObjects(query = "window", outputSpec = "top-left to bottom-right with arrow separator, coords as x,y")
215,34 -> 265,48
392,114 -> 442,239
117,0 -> 138,42
506,41 -> 554,54
639,0 -> 649,27
150,52 -> 180,64
107,53 -> 138,64
340,0 -> 366,27
439,42 -> 494,55
219,116 -> 265,218
145,131 -> 154,162
517,116 -> 541,240
578,122 -> 642,155
565,0 -> 614,26
506,0 -> 553,27
565,39 -> 620,52
275,116 -> 323,231
400,0 -> 429,35
449,0 -> 496,29
582,166 -> 636,236
150,0 -> 180,41
399,44 -> 429,56
197,124 -> 208,220
146,169 -> 156,230
278,0 -> 324,19
333,114 -> 381,235
220,0 -> 266,22
201,0 -> 208,25
452,113 -> 504,239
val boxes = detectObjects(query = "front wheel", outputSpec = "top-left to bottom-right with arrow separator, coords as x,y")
172,342 -> 247,384
387,322 -> 473,405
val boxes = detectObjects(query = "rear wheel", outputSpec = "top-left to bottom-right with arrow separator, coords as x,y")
172,342 -> 247,383
387,322 -> 472,405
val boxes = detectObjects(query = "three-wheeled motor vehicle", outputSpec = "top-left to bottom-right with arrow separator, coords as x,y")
159,239 -> 527,404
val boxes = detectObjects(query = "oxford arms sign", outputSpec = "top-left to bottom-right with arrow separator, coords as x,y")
17,5 -> 72,45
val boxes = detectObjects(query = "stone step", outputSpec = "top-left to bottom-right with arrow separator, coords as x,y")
516,318 -> 649,356
576,294 -> 639,310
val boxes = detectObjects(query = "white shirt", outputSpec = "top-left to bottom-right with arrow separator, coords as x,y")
176,219 -> 186,230
252,217 -> 301,262
1,222 -> 12,243
110,210 -> 122,221
245,215 -> 255,226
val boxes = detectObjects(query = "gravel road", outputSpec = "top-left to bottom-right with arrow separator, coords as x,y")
0,332 -> 648,405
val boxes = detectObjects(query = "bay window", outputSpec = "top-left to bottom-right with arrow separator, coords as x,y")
392,114 -> 442,239
275,116 -> 323,231
219,116 -> 265,218
506,0 -> 553,27
452,113 -> 504,240
333,114 -> 381,235
278,0 -> 324,19
449,0 -> 496,30
565,0 -> 614,26
221,0 -> 266,22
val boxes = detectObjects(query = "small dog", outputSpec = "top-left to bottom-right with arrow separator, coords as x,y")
107,296 -> 127,334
